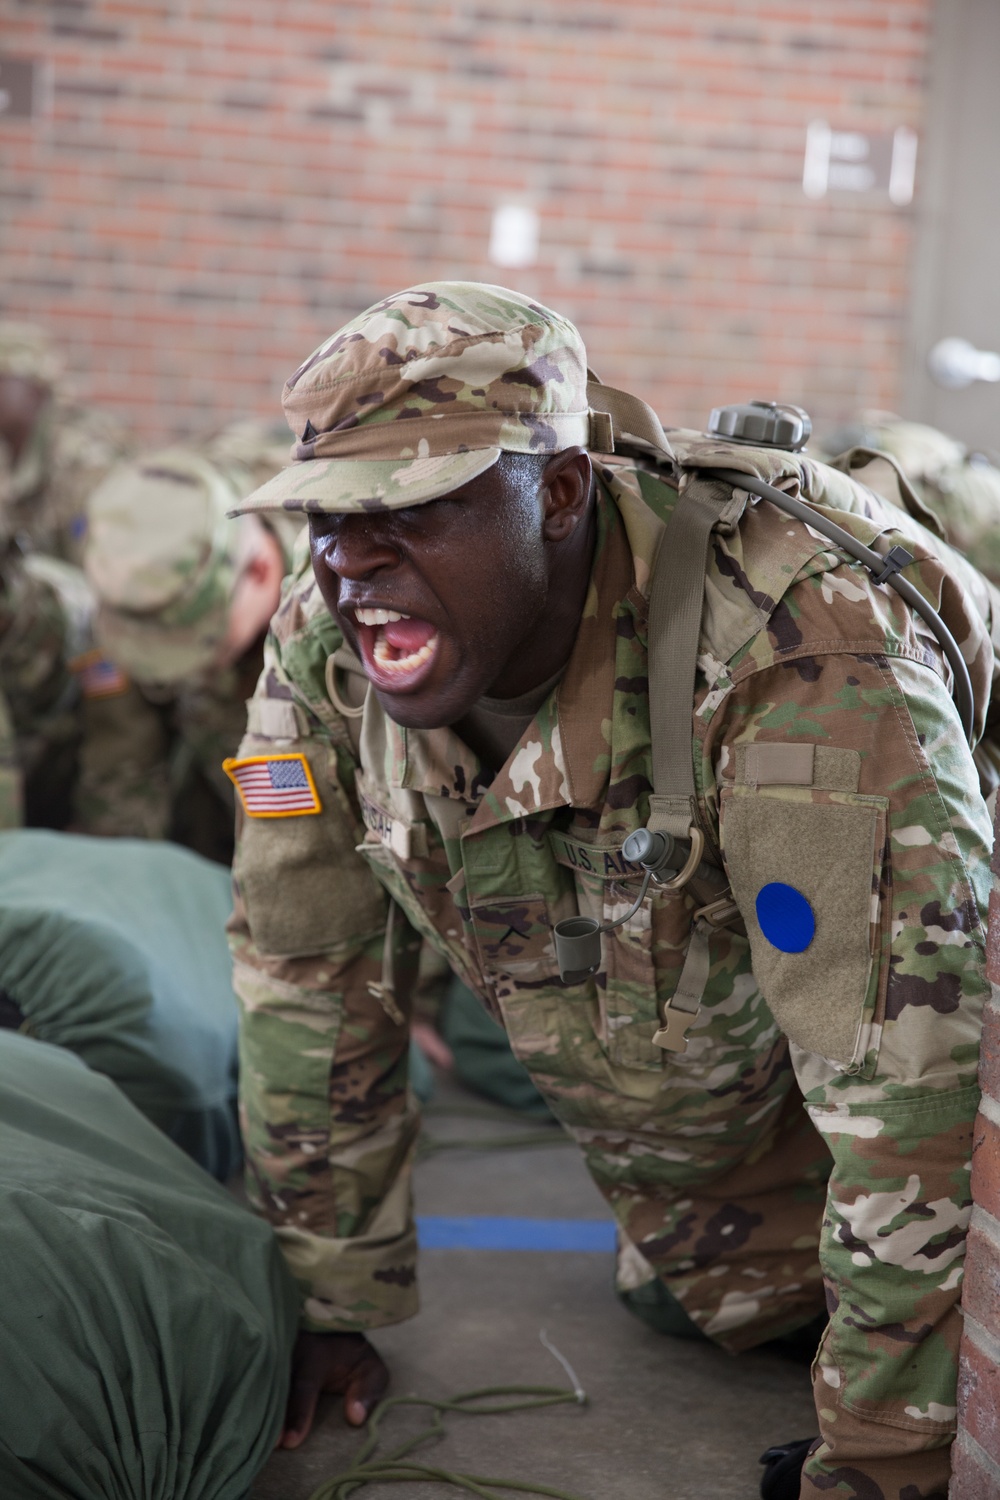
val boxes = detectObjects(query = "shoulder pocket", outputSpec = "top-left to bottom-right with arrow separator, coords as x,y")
720,783 -> 888,1071
233,733 -> 387,957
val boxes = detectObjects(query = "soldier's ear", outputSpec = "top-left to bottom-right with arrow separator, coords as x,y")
540,448 -> 592,542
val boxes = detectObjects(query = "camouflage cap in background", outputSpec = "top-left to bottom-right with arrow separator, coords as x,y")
0,323 -> 62,389
231,281 -> 594,517
85,447 -> 252,684
204,417 -> 293,494
824,411 -> 1000,586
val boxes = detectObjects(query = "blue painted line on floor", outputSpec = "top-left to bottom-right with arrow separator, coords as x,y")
416,1215 -> 617,1252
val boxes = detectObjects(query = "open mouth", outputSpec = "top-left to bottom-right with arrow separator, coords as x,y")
351,605 -> 441,692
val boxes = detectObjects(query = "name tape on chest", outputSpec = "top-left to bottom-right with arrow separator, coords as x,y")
548,830 -> 642,882
223,753 -> 322,818
358,787 -> 428,861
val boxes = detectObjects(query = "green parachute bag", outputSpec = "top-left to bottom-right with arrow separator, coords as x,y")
0,830 -> 434,1172
0,829 -> 241,1178
0,1030 -> 299,1500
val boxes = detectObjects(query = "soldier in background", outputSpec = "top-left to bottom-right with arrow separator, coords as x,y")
0,433 -> 94,830
825,413 -> 1000,799
824,412 -> 1000,585
0,322 -> 131,563
78,432 -> 300,865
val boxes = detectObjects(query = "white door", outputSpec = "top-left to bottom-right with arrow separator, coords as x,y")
903,0 -> 1000,450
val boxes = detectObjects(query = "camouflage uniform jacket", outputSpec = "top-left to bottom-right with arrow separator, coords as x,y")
74,518 -> 304,864
0,550 -> 91,830
230,439 -> 994,1498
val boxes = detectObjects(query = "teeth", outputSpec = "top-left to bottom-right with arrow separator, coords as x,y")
354,606 -> 409,626
373,633 -> 439,674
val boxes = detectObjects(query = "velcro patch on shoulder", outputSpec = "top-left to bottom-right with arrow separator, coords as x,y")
735,743 -> 860,793
70,649 -> 129,700
245,697 -> 304,740
223,753 -> 322,818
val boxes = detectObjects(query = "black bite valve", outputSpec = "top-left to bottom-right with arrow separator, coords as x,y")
621,827 -> 678,877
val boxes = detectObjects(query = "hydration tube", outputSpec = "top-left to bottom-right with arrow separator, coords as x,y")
711,467 -> 976,746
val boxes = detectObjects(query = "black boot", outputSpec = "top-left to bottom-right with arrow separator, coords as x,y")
759,1437 -> 815,1499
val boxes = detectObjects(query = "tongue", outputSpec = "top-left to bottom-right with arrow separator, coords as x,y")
383,618 -> 436,654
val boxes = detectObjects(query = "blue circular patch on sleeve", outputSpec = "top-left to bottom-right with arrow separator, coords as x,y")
755,882 -> 815,953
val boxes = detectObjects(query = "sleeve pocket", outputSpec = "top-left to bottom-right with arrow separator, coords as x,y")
234,733 -> 387,957
720,784 -> 887,1069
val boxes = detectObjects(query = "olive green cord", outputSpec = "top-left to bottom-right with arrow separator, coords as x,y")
304,1385 -> 591,1500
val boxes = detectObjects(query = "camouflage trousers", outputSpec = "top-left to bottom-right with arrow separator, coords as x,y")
499,985 -> 967,1500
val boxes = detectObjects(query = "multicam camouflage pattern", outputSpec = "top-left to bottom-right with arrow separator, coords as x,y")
0,549 -> 90,830
230,412 -> 993,1498
85,446 -> 252,685
0,322 -> 62,387
825,412 -> 1000,587
77,444 -> 299,861
0,321 -> 132,563
74,654 -> 265,865
0,688 -> 23,830
232,283 -> 592,517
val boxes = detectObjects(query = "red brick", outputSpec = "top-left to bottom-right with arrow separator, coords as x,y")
0,0 -> 932,440
950,1434 -> 1000,1500
970,1113 -> 1000,1221
958,1324 -> 1000,1466
977,1001 -> 1000,1102
962,1222 -> 1000,1346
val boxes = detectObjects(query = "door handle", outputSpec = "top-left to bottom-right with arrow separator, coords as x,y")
928,337 -> 1000,390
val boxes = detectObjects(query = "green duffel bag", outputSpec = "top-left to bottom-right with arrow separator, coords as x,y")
0,1030 -> 299,1500
0,829 -> 241,1178
0,831 -> 435,1177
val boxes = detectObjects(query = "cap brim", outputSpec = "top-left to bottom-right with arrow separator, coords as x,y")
228,448 -> 502,517
96,604 -> 224,686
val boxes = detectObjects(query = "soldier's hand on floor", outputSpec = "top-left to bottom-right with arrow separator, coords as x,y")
279,1330 -> 389,1448
411,1018 -> 455,1071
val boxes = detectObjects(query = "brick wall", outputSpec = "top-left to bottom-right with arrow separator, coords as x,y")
954,846 -> 1000,1496
1,0 -> 931,443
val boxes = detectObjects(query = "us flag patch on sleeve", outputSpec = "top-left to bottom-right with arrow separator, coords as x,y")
70,649 -> 129,700
223,753 -> 322,817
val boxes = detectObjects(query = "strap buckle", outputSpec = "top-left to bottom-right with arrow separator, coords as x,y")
651,1004 -> 691,1053
693,891 -> 740,928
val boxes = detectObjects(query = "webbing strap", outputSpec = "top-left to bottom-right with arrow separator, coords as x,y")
586,378 -> 674,461
584,377 -> 706,835
645,484 -> 725,838
651,916 -> 716,1053
368,899 -> 405,1024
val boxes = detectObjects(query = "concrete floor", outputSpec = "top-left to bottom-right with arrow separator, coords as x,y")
251,1076 -> 817,1500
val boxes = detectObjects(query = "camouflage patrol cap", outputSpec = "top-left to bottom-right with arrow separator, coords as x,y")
232,281 -> 593,516
0,323 -> 61,388
828,413 -> 1000,586
853,413 -> 966,480
85,447 -> 248,684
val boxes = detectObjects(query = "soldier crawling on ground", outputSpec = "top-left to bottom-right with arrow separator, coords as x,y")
77,428 -> 300,865
225,283 -> 993,1500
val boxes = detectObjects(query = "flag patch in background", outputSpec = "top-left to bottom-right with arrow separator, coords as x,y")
223,754 -> 322,817
70,649 -> 129,700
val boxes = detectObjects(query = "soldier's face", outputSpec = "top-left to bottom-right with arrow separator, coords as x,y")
309,450 -> 592,728
0,376 -> 49,467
